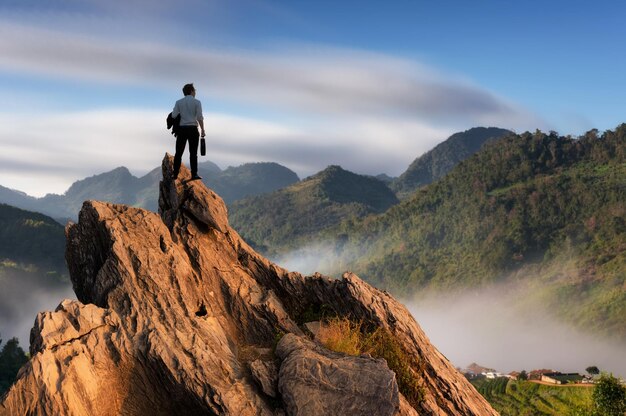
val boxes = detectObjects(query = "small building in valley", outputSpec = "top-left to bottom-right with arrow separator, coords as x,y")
507,371 -> 520,380
541,372 -> 583,385
529,369 -> 555,380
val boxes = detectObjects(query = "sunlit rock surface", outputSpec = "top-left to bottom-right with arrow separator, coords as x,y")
0,154 -> 497,416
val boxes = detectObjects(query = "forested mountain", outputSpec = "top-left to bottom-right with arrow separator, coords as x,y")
392,127 -> 512,198
0,161 -> 299,221
230,165 -> 399,255
309,126 -> 626,339
0,204 -> 66,271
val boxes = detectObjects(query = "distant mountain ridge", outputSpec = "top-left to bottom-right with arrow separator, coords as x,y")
0,127 -> 510,221
229,165 -> 399,255
210,162 -> 299,204
0,160 -> 299,221
392,127 -> 512,198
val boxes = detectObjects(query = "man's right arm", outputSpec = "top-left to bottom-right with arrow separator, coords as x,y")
198,119 -> 205,137
196,100 -> 205,137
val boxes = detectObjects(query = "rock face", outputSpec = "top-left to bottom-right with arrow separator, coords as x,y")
0,154 -> 497,416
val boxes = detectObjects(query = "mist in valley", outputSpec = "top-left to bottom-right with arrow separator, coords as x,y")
272,242 -> 362,277
407,285 -> 626,378
0,271 -> 74,349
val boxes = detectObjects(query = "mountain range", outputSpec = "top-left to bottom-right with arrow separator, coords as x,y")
229,127 -> 511,255
0,160 -> 299,222
204,125 -> 626,342
273,126 -> 626,341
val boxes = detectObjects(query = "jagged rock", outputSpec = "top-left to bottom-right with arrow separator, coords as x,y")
249,360 -> 279,398
1,154 -> 497,416
276,333 -> 400,416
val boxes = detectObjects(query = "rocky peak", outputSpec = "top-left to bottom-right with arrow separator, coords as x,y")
1,154 -> 496,416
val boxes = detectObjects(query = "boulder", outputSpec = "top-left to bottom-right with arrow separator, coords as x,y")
276,333 -> 399,416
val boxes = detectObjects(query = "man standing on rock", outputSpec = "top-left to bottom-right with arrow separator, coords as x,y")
172,83 -> 205,180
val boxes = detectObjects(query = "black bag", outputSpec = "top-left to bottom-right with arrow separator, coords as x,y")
200,137 -> 206,156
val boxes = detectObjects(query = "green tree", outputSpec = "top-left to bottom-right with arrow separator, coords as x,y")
0,335 -> 28,394
519,370 -> 528,380
592,373 -> 626,416
587,366 -> 600,376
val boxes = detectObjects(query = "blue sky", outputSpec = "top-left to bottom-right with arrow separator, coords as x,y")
0,0 -> 624,196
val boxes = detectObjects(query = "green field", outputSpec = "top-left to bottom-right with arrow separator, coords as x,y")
472,378 -> 593,416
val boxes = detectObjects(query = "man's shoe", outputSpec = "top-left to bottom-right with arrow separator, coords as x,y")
190,175 -> 202,181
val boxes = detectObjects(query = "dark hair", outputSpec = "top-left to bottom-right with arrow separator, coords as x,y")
182,83 -> 195,96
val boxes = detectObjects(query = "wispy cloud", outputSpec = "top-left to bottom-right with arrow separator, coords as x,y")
0,21 -> 542,127
0,16 -> 546,196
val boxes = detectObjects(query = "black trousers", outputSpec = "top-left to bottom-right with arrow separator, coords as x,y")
174,126 -> 200,176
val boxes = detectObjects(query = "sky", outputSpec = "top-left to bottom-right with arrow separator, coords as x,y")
0,0 -> 625,196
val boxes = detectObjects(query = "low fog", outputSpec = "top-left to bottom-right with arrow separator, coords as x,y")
407,285 -> 626,378
0,272 -> 74,349
272,242 -> 365,277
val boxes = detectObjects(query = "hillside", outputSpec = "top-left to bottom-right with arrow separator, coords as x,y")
0,204 -> 65,271
472,378 -> 593,416
392,127 -> 512,198
286,126 -> 626,340
229,165 -> 399,255
0,160 -> 299,220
